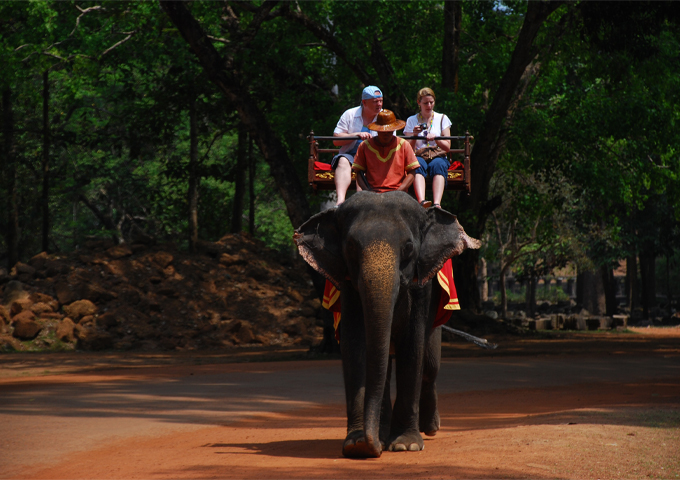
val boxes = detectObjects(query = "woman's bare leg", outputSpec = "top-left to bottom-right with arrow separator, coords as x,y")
414,174 -> 426,203
432,175 -> 446,206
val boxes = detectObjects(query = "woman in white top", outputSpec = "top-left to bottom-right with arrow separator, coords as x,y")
404,88 -> 452,208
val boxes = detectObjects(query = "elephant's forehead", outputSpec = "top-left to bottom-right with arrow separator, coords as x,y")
362,240 -> 396,263
344,203 -> 416,227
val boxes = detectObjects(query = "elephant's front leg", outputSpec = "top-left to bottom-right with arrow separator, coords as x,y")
388,286 -> 429,452
339,284 -> 373,458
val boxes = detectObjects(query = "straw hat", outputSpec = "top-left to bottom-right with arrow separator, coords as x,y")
367,109 -> 406,132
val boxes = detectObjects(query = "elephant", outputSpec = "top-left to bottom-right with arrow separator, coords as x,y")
293,191 -> 480,458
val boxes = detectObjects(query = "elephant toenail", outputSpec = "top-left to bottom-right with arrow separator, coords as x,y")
392,444 -> 406,451
408,443 -> 421,451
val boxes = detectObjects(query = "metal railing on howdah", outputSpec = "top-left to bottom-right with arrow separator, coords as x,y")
307,131 -> 473,194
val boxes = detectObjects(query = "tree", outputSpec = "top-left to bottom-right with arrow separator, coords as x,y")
485,167 -> 580,318
453,1 -> 569,311
160,1 -> 312,228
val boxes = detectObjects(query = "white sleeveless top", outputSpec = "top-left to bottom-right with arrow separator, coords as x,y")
404,112 -> 452,151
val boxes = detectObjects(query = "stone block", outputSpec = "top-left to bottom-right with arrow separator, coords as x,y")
56,318 -> 76,342
585,318 -> 600,330
2,280 -> 28,306
535,319 -> 552,330
54,282 -> 79,305
599,317 -> 613,330
63,300 -> 98,320
30,302 -> 54,316
106,244 -> 133,259
12,312 -> 42,340
28,252 -> 49,270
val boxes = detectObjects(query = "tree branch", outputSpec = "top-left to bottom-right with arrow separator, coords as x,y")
100,30 -> 137,57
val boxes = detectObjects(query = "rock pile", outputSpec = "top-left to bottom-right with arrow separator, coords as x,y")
0,234 -> 321,352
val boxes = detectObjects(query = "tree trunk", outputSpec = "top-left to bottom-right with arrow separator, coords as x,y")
454,2 -> 564,311
369,35 -> 411,119
231,125 -> 247,233
2,88 -> 19,269
479,257 -> 488,302
160,1 -> 311,228
442,0 -> 461,93
602,265 -> 617,316
248,135 -> 255,235
581,268 -> 605,315
666,255 -> 672,316
626,255 -> 639,310
639,252 -> 656,319
499,266 -> 508,318
77,194 -> 122,244
525,274 -> 537,317
188,97 -> 200,252
42,70 -> 50,253
188,95 -> 199,252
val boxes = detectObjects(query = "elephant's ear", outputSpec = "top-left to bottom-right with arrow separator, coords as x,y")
293,208 -> 346,289
416,208 -> 481,286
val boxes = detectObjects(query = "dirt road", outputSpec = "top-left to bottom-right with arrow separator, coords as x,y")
1,328 -> 679,479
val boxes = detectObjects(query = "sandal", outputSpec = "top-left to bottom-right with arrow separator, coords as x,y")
420,200 -> 433,209
433,203 -> 441,208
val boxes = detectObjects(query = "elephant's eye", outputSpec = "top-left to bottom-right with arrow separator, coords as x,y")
401,241 -> 414,260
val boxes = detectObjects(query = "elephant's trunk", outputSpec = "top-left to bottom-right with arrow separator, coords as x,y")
357,240 -> 400,452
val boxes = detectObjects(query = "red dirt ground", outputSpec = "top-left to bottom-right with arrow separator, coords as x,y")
2,327 -> 679,480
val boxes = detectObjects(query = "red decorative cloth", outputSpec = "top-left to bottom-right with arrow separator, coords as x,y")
314,161 -> 332,171
434,258 -> 459,327
449,161 -> 463,170
322,281 -> 342,341
324,258 -> 459,338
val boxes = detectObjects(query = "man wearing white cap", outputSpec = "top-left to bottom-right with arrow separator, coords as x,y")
331,86 -> 384,205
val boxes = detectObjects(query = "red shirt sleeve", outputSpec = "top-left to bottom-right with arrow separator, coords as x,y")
403,141 -> 420,173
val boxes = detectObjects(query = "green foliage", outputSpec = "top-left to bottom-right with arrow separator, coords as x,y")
491,283 -> 570,305
1,0 -> 680,280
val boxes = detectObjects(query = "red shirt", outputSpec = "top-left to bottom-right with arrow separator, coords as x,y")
352,137 -> 419,193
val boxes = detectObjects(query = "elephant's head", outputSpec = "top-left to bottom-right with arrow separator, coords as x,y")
293,191 -> 480,293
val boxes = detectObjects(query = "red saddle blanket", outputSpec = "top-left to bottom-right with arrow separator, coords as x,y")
322,258 -> 458,339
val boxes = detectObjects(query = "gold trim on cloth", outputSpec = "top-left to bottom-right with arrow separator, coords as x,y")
447,171 -> 462,179
314,172 -> 355,179
364,138 -> 404,163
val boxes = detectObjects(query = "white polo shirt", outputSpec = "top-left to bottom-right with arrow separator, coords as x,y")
334,105 -> 379,155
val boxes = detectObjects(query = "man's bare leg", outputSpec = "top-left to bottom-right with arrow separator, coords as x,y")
335,157 -> 359,205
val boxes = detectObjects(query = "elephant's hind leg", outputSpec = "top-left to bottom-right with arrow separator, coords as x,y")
420,325 -> 442,436
379,355 -> 393,449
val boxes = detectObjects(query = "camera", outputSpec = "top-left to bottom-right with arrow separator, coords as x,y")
418,123 -> 428,131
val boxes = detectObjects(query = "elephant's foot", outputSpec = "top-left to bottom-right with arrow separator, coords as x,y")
342,430 -> 382,458
419,408 -> 440,437
387,430 -> 424,452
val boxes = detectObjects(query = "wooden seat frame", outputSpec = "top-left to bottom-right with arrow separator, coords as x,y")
307,131 -> 473,194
